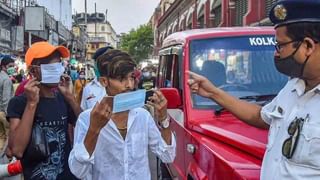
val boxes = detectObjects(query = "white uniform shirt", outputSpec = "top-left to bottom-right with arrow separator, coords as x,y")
85,67 -> 96,80
80,78 -> 106,110
68,108 -> 176,180
260,78 -> 320,179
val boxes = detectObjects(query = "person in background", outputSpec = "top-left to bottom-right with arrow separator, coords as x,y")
138,66 -> 156,90
74,70 -> 88,105
80,46 -> 113,110
14,78 -> 29,97
0,55 -> 15,152
134,69 -> 142,90
85,64 -> 95,81
65,63 -> 71,76
187,0 -> 320,179
15,69 -> 26,83
70,66 -> 79,84
68,49 -> 176,180
14,69 -> 32,97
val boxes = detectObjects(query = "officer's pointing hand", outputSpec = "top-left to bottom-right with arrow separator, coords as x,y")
186,71 -> 217,99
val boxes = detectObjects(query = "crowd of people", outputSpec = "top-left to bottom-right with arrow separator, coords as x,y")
0,40 -> 173,180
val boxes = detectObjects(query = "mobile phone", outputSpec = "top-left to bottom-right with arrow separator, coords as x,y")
145,90 -> 155,104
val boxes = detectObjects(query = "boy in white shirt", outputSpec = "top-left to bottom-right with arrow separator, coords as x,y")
69,49 -> 176,180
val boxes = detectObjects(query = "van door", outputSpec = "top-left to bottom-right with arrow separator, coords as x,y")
158,50 -> 187,179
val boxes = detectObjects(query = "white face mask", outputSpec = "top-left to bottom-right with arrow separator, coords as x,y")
112,89 -> 146,113
40,62 -> 65,84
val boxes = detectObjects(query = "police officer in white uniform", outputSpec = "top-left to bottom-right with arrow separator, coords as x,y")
80,46 -> 113,110
187,0 -> 320,179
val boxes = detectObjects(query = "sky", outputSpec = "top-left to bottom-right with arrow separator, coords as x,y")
72,0 -> 159,34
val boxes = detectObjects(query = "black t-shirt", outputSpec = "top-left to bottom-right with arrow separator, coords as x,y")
7,93 -> 78,180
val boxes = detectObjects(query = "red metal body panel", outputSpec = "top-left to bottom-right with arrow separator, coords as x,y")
159,27 -> 276,180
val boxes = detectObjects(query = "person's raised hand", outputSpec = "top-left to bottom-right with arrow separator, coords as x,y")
58,74 -> 73,98
24,78 -> 40,105
147,89 -> 168,123
89,97 -> 113,132
186,71 -> 217,99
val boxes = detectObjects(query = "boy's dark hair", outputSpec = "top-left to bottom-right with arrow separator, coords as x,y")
285,22 -> 320,44
96,49 -> 136,80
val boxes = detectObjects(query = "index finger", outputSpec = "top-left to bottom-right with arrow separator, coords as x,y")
103,96 -> 114,108
94,100 -> 108,114
152,90 -> 164,99
99,96 -> 113,110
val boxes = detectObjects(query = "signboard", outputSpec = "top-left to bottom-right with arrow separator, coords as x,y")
12,26 -> 24,52
0,28 -> 11,42
25,6 -> 45,31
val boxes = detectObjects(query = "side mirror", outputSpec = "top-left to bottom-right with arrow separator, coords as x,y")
160,88 -> 182,109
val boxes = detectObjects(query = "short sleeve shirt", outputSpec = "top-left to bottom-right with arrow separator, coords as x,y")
7,93 -> 77,180
260,78 -> 320,179
80,78 -> 106,110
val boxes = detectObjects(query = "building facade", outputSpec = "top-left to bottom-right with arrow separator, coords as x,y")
23,0 -> 73,48
74,12 -> 117,60
71,24 -> 88,62
35,0 -> 72,30
0,0 -> 81,59
151,0 -> 278,55
0,0 -> 19,54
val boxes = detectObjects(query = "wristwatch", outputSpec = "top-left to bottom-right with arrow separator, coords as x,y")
160,115 -> 170,129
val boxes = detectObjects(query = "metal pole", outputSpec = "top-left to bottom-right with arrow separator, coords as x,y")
84,0 -> 87,26
28,32 -> 31,47
95,2 -> 97,37
84,0 -> 88,62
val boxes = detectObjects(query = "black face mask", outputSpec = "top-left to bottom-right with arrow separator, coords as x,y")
274,43 -> 310,78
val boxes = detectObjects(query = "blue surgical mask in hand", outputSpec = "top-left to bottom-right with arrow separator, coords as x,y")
40,62 -> 65,84
112,89 -> 146,113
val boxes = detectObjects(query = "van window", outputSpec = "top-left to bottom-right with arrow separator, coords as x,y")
158,54 -> 179,88
190,35 -> 288,109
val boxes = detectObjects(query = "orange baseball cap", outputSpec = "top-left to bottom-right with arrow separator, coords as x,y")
25,41 -> 70,67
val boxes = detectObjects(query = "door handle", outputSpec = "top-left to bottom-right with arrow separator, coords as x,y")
187,144 -> 196,154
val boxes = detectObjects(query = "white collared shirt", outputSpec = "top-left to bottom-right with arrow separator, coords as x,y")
80,78 -> 106,110
68,108 -> 176,180
260,78 -> 320,179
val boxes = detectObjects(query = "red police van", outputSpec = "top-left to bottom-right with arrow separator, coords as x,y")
157,27 -> 288,180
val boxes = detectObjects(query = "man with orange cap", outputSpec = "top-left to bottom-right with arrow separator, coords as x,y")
6,41 -> 81,179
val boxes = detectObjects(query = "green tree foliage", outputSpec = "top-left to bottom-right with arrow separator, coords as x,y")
120,24 -> 153,63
